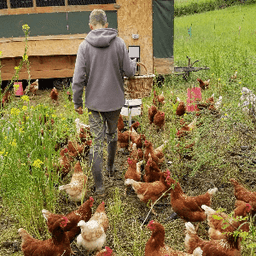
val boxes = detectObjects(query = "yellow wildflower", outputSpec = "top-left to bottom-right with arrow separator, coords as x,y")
14,83 -> 20,90
11,108 -> 20,116
22,106 -> 28,111
22,24 -> 30,31
10,139 -> 17,147
0,149 -> 5,155
21,95 -> 29,102
52,114 -> 56,118
32,159 -> 43,168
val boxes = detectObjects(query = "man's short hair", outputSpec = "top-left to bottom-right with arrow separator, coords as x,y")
89,9 -> 107,26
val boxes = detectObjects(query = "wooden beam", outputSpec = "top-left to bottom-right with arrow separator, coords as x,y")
65,0 -> 68,6
7,0 -> 10,9
33,0 -> 36,8
0,4 -> 116,16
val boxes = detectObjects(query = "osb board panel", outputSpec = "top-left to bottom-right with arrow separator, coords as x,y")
154,57 -> 174,75
1,56 -> 76,80
116,0 -> 153,75
0,4 -> 117,15
0,37 -> 86,58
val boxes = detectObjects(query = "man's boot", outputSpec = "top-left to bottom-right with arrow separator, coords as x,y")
89,152 -> 105,196
107,140 -> 117,177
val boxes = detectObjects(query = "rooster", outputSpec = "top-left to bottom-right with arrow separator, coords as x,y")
18,217 -> 71,256
145,220 -> 203,256
185,222 -> 241,255
42,197 -> 94,243
59,161 -> 87,202
50,87 -> 58,102
77,201 -> 109,251
197,78 -> 210,90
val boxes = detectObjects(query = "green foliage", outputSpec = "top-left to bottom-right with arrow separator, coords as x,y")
175,0 -> 256,16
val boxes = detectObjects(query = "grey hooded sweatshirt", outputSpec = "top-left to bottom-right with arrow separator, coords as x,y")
72,28 -> 137,112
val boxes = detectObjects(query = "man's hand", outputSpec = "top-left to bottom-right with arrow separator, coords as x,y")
75,107 -> 83,115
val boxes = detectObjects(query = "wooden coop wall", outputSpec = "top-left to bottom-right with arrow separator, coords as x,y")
0,0 -> 173,80
116,0 -> 153,75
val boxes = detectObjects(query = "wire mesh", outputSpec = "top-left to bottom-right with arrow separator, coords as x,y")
36,0 -> 65,7
68,0 -> 115,5
0,0 -> 7,9
10,0 -> 33,8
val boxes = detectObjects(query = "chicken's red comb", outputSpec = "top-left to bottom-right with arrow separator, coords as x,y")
246,203 -> 252,211
104,247 -> 113,255
147,220 -> 155,229
89,196 -> 94,202
61,216 -> 69,226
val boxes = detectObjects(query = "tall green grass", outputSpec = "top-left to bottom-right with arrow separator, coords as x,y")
173,4 -> 256,95
174,0 -> 256,16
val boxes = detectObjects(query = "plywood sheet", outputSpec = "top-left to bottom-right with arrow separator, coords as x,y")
1,55 -> 76,80
116,0 -> 153,75
153,57 -> 174,75
0,36 -> 86,58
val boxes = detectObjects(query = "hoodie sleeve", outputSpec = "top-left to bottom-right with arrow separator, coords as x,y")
121,43 -> 137,78
72,42 -> 87,109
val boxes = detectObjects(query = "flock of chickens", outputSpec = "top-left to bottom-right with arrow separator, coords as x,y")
3,77 -> 255,255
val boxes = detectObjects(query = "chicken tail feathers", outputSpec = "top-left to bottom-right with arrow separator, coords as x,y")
59,184 -> 71,191
185,222 -> 197,235
42,209 -> 51,221
193,247 -> 203,256
207,187 -> 218,196
201,205 -> 215,215
18,228 -> 32,240
124,178 -> 135,186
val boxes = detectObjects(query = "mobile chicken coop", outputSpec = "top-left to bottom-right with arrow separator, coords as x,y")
0,0 -> 174,84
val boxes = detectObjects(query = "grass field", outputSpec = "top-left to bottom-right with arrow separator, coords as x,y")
173,4 -> 256,94
1,4 -> 256,256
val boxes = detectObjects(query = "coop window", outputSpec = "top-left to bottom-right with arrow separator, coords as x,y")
36,0 -> 65,7
68,0 -> 115,5
0,0 -> 7,9
10,0 -> 33,8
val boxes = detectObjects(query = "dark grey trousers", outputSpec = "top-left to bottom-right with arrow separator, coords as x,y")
88,108 -> 121,156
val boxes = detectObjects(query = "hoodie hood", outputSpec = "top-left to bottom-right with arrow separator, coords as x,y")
85,28 -> 117,48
